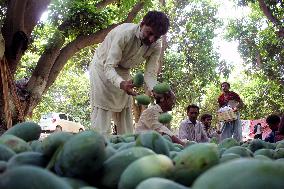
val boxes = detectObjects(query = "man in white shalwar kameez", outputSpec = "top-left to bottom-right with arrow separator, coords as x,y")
89,11 -> 170,136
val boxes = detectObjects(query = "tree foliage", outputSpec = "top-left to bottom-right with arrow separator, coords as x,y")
159,0 -> 224,124
224,0 -> 284,118
226,0 -> 284,85
0,0 -> 156,127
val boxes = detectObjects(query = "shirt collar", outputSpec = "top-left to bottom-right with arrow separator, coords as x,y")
135,24 -> 141,39
186,118 -> 199,125
154,104 -> 164,113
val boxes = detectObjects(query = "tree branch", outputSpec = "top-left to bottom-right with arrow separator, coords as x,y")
96,0 -> 117,9
24,0 -> 51,36
24,34 -> 65,115
2,0 -> 28,71
44,24 -> 119,92
44,2 -> 145,91
2,0 -> 28,45
2,0 -> 51,74
27,35 -> 65,93
258,0 -> 279,25
125,1 -> 145,22
258,0 -> 284,37
255,50 -> 262,68
23,1 -> 145,113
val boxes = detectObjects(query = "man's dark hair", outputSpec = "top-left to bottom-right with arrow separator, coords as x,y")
266,114 -> 280,126
200,114 -> 212,121
279,114 -> 284,134
155,90 -> 175,104
186,104 -> 199,113
142,11 -> 170,36
221,82 -> 230,88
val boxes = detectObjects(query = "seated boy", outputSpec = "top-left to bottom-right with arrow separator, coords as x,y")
135,91 -> 185,145
265,114 -> 281,143
200,113 -> 221,142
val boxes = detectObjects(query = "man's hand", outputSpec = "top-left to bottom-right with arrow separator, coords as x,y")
120,80 -> 137,96
232,107 -> 238,112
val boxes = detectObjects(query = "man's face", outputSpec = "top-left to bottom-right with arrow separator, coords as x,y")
165,96 -> 176,111
203,117 -> 212,127
187,108 -> 199,122
140,24 -> 161,46
161,95 -> 176,112
221,83 -> 230,92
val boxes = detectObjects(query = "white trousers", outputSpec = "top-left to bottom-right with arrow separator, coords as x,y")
91,106 -> 134,136
220,112 -> 242,142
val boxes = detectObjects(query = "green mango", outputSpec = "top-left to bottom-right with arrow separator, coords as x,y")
192,159 -> 284,189
158,113 -> 172,124
133,71 -> 144,87
136,95 -> 151,105
153,82 -> 171,94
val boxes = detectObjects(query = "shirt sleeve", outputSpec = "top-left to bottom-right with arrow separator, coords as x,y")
156,125 -> 174,137
104,32 -> 129,88
218,94 -> 225,107
232,92 -> 241,102
201,126 -> 209,142
179,121 -> 188,140
140,107 -> 165,130
144,42 -> 161,90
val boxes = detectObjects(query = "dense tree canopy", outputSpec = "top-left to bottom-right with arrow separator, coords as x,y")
224,0 -> 284,119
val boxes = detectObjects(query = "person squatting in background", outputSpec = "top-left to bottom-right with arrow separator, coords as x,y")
135,91 -> 185,145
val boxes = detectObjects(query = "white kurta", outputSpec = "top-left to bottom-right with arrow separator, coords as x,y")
89,23 -> 161,135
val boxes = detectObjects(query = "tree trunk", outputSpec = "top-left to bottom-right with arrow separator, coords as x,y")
258,0 -> 284,38
0,0 -> 51,129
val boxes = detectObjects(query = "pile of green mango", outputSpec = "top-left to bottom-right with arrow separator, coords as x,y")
1,121 -> 284,189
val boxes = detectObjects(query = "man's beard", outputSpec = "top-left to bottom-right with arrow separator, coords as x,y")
141,37 -> 152,46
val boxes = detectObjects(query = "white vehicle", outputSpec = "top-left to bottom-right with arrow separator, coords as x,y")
39,113 -> 85,134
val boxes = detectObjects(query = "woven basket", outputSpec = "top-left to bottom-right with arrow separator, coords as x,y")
217,110 -> 237,122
